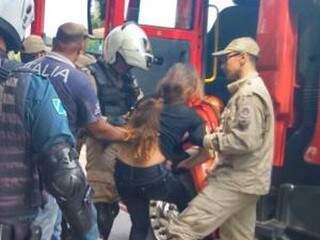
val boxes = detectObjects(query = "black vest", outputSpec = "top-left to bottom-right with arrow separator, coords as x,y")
0,59 -> 42,220
89,59 -> 141,121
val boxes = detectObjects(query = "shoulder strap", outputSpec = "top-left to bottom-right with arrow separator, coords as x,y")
0,59 -> 38,83
0,66 -> 10,82
0,58 -> 20,82
88,58 -> 106,84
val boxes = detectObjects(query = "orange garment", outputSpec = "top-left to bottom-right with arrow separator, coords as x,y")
186,95 -> 224,191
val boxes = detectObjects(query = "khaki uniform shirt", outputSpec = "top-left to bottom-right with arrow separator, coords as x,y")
204,74 -> 274,195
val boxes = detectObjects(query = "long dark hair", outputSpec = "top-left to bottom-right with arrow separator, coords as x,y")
127,97 -> 163,162
156,63 -> 204,104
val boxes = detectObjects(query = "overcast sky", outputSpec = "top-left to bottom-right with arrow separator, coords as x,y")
44,0 -> 88,37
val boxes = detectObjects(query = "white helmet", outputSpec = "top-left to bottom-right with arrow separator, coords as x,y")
0,0 -> 35,51
104,22 -> 153,71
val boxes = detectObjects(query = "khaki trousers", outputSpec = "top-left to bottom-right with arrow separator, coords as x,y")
167,178 -> 259,240
86,137 -> 119,203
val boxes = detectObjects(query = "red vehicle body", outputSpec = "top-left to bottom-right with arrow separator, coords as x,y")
32,0 -> 320,239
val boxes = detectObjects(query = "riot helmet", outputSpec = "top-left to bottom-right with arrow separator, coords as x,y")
0,0 -> 35,51
104,22 -> 153,71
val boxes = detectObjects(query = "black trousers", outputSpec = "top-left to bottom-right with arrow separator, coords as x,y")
114,161 -> 195,240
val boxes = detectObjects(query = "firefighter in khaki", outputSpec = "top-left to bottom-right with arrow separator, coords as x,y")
167,37 -> 275,240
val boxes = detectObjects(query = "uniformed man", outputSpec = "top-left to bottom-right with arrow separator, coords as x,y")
24,22 -> 126,141
79,22 -> 153,239
24,22 -> 128,240
0,1 -> 98,239
166,37 -> 275,240
20,35 -> 60,240
21,35 -> 49,63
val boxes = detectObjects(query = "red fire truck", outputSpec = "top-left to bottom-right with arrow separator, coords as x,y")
31,0 -> 320,239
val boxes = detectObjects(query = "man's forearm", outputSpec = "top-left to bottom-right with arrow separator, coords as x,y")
86,118 -> 127,141
203,130 -> 262,155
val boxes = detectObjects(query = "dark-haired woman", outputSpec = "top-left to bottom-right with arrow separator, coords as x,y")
157,63 -> 207,167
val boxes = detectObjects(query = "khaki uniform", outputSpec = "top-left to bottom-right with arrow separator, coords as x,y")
168,74 -> 275,240
85,139 -> 120,203
76,54 -> 120,203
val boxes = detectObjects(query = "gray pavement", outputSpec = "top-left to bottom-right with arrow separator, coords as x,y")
109,209 -> 131,240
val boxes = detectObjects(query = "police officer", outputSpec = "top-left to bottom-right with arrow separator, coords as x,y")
0,0 -> 98,239
21,35 -> 49,63
24,22 -> 128,239
24,22 -> 126,141
80,22 -> 153,239
21,35 -> 56,240
20,34 -> 59,240
167,37 -> 275,240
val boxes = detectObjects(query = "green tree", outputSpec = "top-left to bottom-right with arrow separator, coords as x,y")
91,0 -> 105,29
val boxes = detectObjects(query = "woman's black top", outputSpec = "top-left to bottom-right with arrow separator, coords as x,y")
159,102 -> 205,166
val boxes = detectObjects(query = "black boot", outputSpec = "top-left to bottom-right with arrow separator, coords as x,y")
95,202 -> 120,240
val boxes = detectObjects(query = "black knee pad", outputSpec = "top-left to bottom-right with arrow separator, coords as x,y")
40,143 -> 95,237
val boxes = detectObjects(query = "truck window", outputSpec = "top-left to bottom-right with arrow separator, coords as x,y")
44,0 -> 88,39
126,0 -> 194,30
207,0 -> 235,32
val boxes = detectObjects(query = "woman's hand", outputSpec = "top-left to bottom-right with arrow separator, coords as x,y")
177,147 -> 212,170
164,160 -> 173,170
176,159 -> 193,170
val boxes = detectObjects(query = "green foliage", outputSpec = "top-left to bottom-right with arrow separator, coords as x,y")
97,0 -> 105,19
91,0 -> 105,29
86,38 -> 104,55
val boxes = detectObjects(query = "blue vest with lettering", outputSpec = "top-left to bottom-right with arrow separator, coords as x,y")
25,55 -> 84,136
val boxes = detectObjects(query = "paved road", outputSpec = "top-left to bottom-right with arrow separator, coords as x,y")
109,209 -> 131,240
